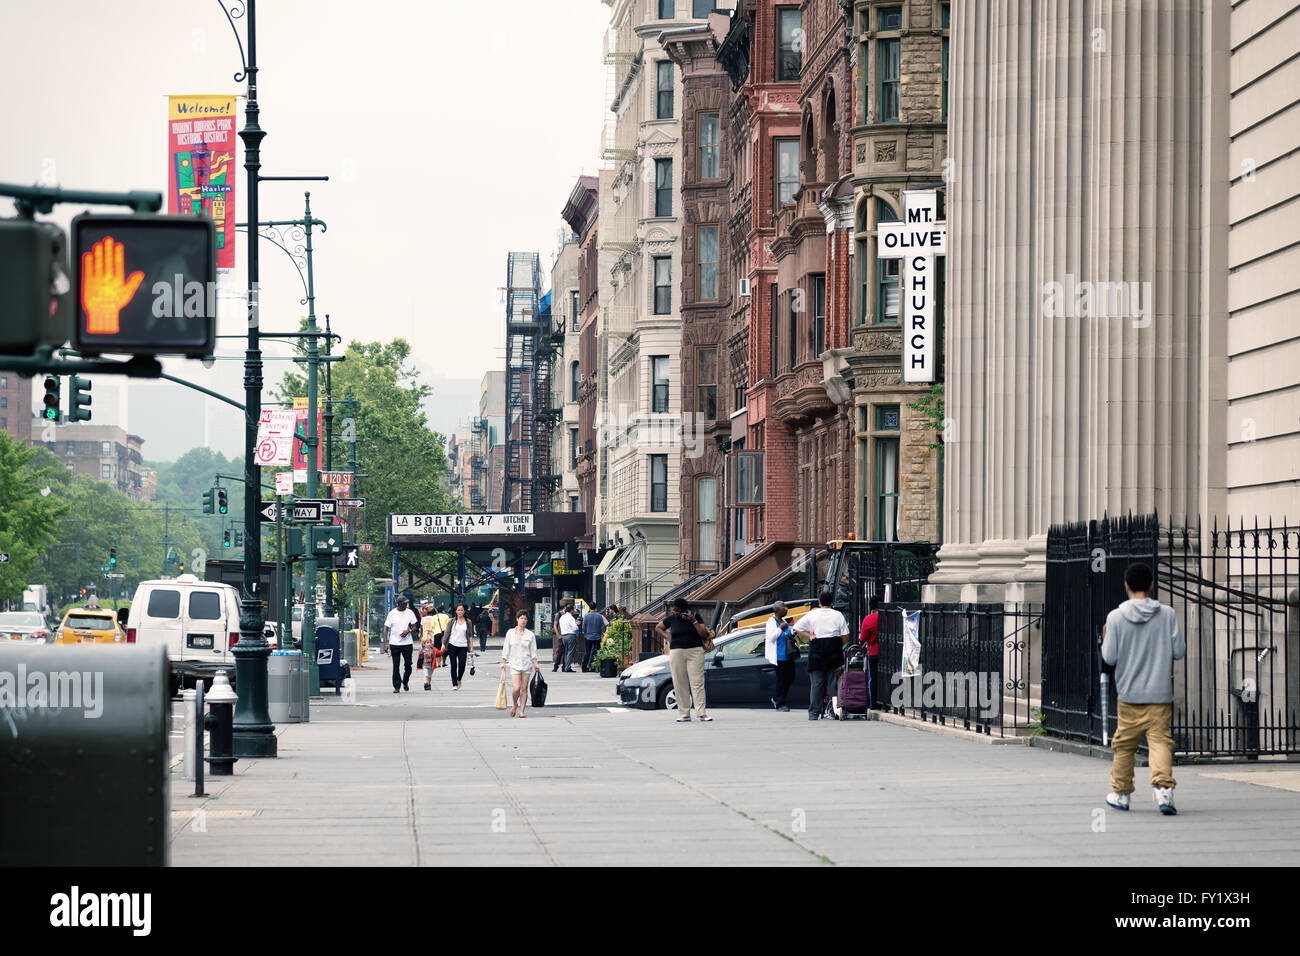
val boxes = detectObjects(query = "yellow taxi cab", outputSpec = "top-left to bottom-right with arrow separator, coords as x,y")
56,608 -> 127,645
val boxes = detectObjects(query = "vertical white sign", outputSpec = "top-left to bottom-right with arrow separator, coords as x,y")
876,189 -> 946,383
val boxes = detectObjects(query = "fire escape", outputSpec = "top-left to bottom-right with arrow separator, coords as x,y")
468,416 -> 486,512
532,292 -> 565,512
503,252 -> 541,513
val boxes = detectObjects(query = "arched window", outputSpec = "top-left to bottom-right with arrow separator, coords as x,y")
571,361 -> 581,401
822,90 -> 839,182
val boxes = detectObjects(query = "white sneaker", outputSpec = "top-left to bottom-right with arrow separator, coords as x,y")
1153,787 -> 1177,815
1105,792 -> 1130,811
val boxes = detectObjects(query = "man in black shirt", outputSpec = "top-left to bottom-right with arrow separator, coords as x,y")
653,597 -> 712,723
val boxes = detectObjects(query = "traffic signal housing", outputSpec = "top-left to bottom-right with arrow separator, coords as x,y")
109,547 -> 116,567
69,376 -> 92,422
42,376 -> 60,421
217,489 -> 228,515
223,531 -> 231,549
202,489 -> 215,514
0,219 -> 73,353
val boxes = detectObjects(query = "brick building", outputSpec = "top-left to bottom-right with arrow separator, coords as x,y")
664,12 -> 737,572
33,423 -> 158,503
0,372 -> 33,443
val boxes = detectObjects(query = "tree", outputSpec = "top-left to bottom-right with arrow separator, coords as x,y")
274,337 -> 458,574
0,431 -> 69,602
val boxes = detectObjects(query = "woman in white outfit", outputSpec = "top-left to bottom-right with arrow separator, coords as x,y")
500,610 -> 540,717
444,603 -> 474,689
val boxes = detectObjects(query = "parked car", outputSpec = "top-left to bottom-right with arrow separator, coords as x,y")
126,575 -> 243,693
616,624 -> 811,710
55,608 -> 126,645
0,611 -> 53,642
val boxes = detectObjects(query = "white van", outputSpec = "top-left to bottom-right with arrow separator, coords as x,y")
126,575 -> 243,692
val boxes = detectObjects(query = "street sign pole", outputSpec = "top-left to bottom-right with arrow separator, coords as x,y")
301,191 -> 321,697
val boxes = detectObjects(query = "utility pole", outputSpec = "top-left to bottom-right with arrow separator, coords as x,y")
323,312 -> 335,618
300,191 -> 322,697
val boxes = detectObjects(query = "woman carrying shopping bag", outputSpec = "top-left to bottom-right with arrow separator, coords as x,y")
500,609 -> 541,717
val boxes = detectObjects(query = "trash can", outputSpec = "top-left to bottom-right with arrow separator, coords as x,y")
268,650 -> 300,723
342,629 -> 359,669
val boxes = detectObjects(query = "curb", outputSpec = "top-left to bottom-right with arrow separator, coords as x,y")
870,709 -> 1028,745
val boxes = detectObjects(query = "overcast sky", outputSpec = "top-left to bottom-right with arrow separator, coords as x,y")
0,0 -> 611,458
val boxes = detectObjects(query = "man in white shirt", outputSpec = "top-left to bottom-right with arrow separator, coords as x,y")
792,591 -> 849,720
555,601 -> 581,672
384,596 -> 419,694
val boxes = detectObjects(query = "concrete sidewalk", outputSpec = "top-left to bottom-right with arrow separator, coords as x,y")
170,661 -> 1300,866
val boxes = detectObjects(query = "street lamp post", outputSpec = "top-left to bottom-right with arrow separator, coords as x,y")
219,0 -> 327,757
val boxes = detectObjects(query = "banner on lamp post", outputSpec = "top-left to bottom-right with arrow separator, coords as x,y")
167,95 -> 237,271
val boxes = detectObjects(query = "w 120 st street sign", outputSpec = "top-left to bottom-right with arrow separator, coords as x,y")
390,514 -> 534,537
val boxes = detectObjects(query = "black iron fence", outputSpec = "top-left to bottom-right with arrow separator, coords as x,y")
1044,513 -> 1299,757
873,602 -> 1042,736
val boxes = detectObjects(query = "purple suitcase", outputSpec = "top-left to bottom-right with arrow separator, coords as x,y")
839,669 -> 869,716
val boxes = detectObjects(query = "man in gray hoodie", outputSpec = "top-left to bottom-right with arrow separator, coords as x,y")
1101,562 -> 1186,815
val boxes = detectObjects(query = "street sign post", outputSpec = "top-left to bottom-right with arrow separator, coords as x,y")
0,553 -> 9,564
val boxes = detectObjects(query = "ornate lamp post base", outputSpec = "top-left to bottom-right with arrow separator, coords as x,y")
232,599 -> 277,757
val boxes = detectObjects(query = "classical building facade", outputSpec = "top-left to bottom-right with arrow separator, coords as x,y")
928,0 -> 1299,603
664,13 -> 737,575
559,177 -> 599,522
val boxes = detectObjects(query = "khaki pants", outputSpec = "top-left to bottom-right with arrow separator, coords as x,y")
1110,701 -> 1176,793
669,647 -> 707,717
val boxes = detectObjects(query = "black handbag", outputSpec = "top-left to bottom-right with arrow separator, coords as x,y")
529,670 -> 548,707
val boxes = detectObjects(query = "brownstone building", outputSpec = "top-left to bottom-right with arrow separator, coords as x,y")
769,0 -> 856,544
0,372 -> 33,443
664,14 -> 737,571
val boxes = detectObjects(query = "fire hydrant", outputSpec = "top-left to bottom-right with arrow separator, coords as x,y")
204,670 -> 239,776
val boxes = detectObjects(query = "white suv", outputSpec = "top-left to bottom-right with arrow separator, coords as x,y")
126,575 -> 243,692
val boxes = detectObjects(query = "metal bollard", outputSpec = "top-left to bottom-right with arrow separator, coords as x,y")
182,688 -> 197,780
193,677 -> 206,797
204,670 -> 238,776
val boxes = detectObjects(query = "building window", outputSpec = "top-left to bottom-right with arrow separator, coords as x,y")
770,283 -> 779,377
570,427 -> 579,469
653,256 -> 672,314
0,376 -> 6,387
692,0 -> 711,16
699,112 -> 720,179
658,0 -> 673,18
571,361 -> 581,401
788,290 -> 798,371
650,455 -> 668,512
775,138 -> 799,205
569,494 -> 580,512
654,159 -> 672,217
941,4 -> 950,122
651,356 -> 670,413
1,417 -> 6,431
812,274 -> 826,356
0,397 -> 6,409
102,441 -> 112,456
875,198 -> 900,324
570,290 -> 580,331
876,436 -> 900,541
776,7 -> 802,82
697,347 -> 718,420
657,61 -> 674,119
733,450 -> 765,504
66,442 -> 75,454
101,463 -> 112,479
698,226 -> 719,300
733,373 -> 747,412
697,476 -> 717,563
878,8 -> 902,122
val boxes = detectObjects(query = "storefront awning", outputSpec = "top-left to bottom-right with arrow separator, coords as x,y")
593,547 -> 623,576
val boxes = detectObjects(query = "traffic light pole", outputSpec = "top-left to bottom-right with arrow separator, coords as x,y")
301,193 -> 321,696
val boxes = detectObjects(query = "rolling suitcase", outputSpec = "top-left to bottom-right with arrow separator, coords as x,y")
837,641 -> 870,719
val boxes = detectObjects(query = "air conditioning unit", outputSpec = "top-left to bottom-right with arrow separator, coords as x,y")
738,277 -> 751,296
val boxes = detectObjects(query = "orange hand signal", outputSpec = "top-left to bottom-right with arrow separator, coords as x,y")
81,236 -> 145,334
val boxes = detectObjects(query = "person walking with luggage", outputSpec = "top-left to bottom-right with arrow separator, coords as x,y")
444,603 -> 474,690
654,598 -> 712,722
765,602 -> 798,711
580,604 -> 608,672
555,601 -> 580,672
500,609 -> 541,717
793,591 -> 850,720
858,596 -> 882,708
384,596 -> 419,693
1103,562 -> 1186,815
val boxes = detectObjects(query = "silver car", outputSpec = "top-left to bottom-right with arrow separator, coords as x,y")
0,611 -> 54,643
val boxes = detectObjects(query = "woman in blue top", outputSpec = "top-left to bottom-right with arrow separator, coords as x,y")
764,601 -> 797,711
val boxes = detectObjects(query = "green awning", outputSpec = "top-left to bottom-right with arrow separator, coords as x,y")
593,547 -> 623,576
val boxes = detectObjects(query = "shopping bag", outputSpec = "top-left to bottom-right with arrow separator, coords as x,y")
529,671 -> 548,708
494,678 -> 509,710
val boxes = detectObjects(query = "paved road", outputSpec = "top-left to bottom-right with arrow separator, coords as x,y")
169,650 -> 1300,866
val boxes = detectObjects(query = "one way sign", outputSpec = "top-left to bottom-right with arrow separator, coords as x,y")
257,502 -> 278,523
335,546 -> 360,570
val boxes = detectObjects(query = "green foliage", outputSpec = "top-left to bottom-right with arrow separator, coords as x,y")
273,337 -> 458,573
592,618 -> 634,670
906,383 -> 945,450
0,431 -> 68,601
